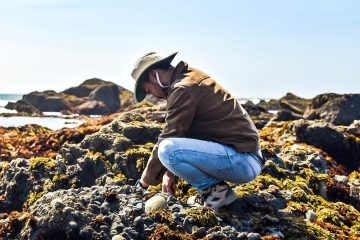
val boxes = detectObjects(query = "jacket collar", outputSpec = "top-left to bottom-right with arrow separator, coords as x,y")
165,61 -> 188,97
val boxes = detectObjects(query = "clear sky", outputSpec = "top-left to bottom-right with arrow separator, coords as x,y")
0,0 -> 359,99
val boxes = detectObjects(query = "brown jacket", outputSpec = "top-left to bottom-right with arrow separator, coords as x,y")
141,61 -> 260,185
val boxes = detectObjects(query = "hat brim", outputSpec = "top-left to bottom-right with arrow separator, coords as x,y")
134,52 -> 178,102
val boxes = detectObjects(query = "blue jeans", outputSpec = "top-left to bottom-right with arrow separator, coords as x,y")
158,137 -> 263,191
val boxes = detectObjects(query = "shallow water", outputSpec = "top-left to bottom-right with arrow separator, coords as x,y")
0,116 -> 83,130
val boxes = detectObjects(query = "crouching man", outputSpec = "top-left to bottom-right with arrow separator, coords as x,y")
131,51 -> 264,210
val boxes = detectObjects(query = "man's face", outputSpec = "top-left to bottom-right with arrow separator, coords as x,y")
140,71 -> 166,100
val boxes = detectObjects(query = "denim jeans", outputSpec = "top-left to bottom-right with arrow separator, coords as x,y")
158,137 -> 263,191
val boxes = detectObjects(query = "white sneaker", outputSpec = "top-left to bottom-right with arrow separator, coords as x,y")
203,182 -> 237,211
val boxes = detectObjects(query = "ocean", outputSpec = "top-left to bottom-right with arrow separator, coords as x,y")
0,94 -> 83,130
0,94 -> 271,130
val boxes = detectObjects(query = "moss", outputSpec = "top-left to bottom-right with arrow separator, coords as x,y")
25,192 -> 44,208
29,157 -> 57,170
184,207 -> 217,226
349,171 -> 360,180
125,142 -> 155,172
235,174 -> 284,197
291,187 -> 309,202
148,184 -> 162,192
148,224 -> 195,240
149,208 -> 175,226
52,174 -> 68,189
85,150 -> 107,161
113,172 -> 127,183
175,178 -> 199,203
317,208 -> 347,228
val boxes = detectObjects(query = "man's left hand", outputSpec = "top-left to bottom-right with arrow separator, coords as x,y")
162,170 -> 176,196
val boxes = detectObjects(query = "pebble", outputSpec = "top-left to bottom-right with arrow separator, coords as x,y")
334,175 -> 349,185
68,221 -> 78,230
247,232 -> 261,240
305,209 -> 317,222
144,194 -> 167,213
112,235 -> 126,240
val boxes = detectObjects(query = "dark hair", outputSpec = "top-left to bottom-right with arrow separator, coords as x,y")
155,62 -> 172,71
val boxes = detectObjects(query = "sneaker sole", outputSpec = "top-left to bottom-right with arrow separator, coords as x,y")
204,189 -> 238,210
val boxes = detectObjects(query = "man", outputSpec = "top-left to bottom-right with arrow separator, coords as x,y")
131,51 -> 264,210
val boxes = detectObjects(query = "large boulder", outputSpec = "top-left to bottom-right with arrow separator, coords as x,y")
37,96 -> 71,112
61,78 -> 111,97
5,100 -> 41,114
271,109 -> 302,121
278,92 -> 311,115
5,78 -> 134,115
304,93 -> 360,125
242,101 -> 267,116
257,93 -> 311,115
291,119 -> 360,170
75,100 -> 110,115
89,84 -> 121,113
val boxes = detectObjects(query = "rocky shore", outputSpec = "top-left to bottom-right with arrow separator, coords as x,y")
4,78 -> 135,116
0,93 -> 359,239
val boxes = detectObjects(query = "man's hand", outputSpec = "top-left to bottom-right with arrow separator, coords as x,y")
162,170 -> 176,196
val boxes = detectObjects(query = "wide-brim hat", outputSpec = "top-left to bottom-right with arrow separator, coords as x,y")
131,51 -> 178,102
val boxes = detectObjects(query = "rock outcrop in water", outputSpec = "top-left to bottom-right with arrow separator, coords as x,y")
5,78 -> 135,115
0,97 -> 359,239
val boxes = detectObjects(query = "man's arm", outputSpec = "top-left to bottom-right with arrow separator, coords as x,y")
141,86 -> 198,185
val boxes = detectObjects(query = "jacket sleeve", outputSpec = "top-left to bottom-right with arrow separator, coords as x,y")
141,86 -> 198,185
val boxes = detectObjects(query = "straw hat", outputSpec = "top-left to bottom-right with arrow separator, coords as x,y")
131,51 -> 178,102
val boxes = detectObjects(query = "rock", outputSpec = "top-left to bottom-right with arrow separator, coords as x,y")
75,100 -> 110,115
349,179 -> 360,210
291,119 -> 360,170
278,92 -> 311,114
333,175 -> 349,185
51,198 -> 65,210
62,78 -> 108,97
144,193 -> 168,213
347,120 -> 360,135
5,99 -> 42,114
38,96 -> 71,112
89,84 -> 121,113
272,109 -> 302,121
112,235 -> 126,240
247,232 -> 261,240
305,209 -> 317,222
242,101 -> 267,116
304,93 -> 360,125
6,78 -> 134,115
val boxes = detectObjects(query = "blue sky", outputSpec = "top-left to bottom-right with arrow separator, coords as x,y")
0,0 -> 359,98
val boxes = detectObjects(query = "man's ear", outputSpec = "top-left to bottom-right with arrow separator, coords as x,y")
148,71 -> 157,84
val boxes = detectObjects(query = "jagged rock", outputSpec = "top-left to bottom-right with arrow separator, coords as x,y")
38,96 -> 71,112
271,109 -> 302,121
304,93 -> 360,125
291,119 -> 360,170
5,99 -> 42,114
89,84 -> 121,113
6,78 -> 134,115
75,100 -> 110,115
347,120 -> 360,135
242,101 -> 267,116
278,92 -> 311,115
62,78 -> 107,97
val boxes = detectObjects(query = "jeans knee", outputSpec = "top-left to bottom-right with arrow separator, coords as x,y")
158,138 -> 178,165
